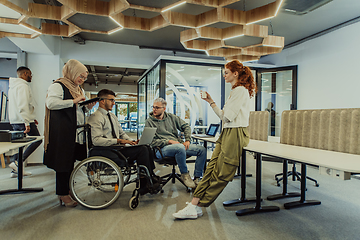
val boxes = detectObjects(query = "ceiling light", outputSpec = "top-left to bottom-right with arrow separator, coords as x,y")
161,1 -> 186,12
262,44 -> 283,48
246,16 -> 274,25
109,16 -> 123,27
223,34 -> 244,41
284,9 -> 297,13
19,23 -> 42,34
275,0 -> 285,16
108,27 -> 123,35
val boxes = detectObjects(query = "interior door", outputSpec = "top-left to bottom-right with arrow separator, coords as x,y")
256,66 -> 298,138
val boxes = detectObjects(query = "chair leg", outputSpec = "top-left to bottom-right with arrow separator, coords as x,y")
160,165 -> 188,190
1,154 -> 5,168
275,163 -> 319,187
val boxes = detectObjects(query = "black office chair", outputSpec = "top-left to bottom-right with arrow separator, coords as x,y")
275,161 -> 319,187
153,146 -> 190,191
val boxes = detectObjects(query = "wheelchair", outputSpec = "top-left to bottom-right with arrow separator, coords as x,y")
69,124 -> 158,210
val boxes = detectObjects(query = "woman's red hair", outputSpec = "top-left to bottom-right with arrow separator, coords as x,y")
225,60 -> 257,98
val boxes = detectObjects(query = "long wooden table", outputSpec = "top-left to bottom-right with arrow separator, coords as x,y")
0,136 -> 44,195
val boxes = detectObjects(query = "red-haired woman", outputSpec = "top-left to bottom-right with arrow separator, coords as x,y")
173,60 -> 257,219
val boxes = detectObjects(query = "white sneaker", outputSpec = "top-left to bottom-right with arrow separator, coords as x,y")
180,173 -> 196,188
9,162 -> 32,176
173,202 -> 198,219
10,170 -> 17,178
186,202 -> 203,217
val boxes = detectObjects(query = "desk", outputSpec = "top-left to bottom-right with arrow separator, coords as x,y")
191,135 -> 256,207
236,140 -> 360,216
0,136 -> 44,195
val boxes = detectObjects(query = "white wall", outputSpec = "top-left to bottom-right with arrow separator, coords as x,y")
0,37 -> 19,53
26,53 -> 62,163
0,59 -> 17,78
259,21 -> 360,110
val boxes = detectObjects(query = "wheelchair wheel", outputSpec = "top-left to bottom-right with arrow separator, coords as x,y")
129,196 -> 139,210
70,156 -> 124,209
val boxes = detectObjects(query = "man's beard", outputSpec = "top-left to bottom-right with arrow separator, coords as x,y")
154,112 -> 162,118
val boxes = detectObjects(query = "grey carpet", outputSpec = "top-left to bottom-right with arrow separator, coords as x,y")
1,152 -> 360,240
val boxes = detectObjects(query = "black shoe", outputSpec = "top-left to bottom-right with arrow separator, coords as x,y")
146,175 -> 162,195
139,187 -> 149,196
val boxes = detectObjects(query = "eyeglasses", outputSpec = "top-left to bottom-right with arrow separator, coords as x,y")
79,75 -> 87,81
104,98 -> 115,103
152,106 -> 164,110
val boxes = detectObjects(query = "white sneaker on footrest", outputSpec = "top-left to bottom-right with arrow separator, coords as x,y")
9,162 -> 32,176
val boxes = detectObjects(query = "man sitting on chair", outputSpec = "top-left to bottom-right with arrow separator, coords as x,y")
88,89 -> 161,195
145,98 -> 206,189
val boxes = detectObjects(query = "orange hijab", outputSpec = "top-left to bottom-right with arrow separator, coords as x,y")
44,59 -> 87,151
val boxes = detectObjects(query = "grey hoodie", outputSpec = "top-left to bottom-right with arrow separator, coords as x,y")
145,111 -> 191,148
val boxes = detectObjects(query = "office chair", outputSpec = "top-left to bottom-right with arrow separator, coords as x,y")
275,161 -> 319,187
153,147 -> 190,191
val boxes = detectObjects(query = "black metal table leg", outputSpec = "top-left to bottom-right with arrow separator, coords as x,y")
267,159 -> 301,200
236,153 -> 280,216
283,163 -> 321,209
223,150 -> 256,206
0,146 -> 43,195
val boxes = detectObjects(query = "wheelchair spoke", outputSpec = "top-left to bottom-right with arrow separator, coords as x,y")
70,157 -> 124,209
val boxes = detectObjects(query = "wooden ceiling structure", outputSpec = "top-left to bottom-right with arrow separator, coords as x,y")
0,0 -> 285,61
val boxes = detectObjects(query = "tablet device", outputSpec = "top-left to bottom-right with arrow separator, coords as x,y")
78,97 -> 100,106
193,124 -> 220,138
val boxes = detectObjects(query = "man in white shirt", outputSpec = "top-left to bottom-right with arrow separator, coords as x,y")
87,89 -> 161,195
8,67 -> 42,177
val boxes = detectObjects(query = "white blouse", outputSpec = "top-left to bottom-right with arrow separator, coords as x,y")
46,82 -> 89,143
212,86 -> 250,128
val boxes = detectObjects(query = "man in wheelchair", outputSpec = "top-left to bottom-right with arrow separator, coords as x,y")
87,89 -> 161,195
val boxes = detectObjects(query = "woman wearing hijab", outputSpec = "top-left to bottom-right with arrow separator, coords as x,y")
44,59 -> 94,207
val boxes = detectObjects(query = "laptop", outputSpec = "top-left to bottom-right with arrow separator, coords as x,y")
193,124 -> 220,138
137,127 -> 157,145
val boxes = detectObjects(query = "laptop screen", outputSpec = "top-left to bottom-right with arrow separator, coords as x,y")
206,124 -> 219,136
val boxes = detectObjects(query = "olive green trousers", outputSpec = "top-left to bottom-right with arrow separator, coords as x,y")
193,127 -> 249,207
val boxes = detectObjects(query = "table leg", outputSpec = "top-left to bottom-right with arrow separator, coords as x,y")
283,163 -> 321,209
0,146 -> 43,195
267,159 -> 301,200
223,150 -> 256,206
236,153 -> 280,216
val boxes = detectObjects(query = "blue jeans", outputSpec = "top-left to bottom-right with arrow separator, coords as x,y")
12,122 -> 42,162
156,144 -> 206,177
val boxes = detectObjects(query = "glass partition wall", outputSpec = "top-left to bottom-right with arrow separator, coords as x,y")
137,57 -> 297,140
137,58 -> 225,137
